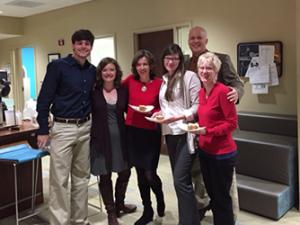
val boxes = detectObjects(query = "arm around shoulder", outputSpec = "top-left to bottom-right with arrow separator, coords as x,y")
218,53 -> 244,101
183,71 -> 201,121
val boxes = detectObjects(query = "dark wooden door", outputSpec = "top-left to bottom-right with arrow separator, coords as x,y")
136,29 -> 173,155
136,29 -> 173,76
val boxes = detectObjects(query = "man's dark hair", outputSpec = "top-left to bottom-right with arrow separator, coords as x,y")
71,29 -> 95,46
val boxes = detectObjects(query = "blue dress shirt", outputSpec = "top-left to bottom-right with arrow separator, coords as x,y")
37,54 -> 96,135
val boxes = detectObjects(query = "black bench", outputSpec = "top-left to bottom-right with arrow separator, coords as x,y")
234,111 -> 298,220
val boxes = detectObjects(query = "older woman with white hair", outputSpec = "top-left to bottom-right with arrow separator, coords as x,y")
193,52 -> 238,225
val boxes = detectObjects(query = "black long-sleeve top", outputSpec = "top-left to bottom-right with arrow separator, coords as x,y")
90,85 -> 128,171
36,54 -> 96,135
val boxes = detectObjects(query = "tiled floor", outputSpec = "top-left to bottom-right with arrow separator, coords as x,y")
1,155 -> 299,225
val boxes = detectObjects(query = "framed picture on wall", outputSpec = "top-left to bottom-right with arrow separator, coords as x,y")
48,53 -> 61,62
237,41 -> 283,77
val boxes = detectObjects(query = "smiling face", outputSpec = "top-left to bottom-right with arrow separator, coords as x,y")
163,54 -> 180,75
72,40 -> 92,61
136,56 -> 150,80
101,63 -> 117,84
188,27 -> 208,56
198,60 -> 217,86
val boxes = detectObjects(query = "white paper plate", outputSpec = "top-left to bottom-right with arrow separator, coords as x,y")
145,116 -> 165,123
178,123 -> 203,132
129,104 -> 154,113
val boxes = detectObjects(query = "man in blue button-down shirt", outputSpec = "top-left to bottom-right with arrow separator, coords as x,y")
37,29 -> 96,225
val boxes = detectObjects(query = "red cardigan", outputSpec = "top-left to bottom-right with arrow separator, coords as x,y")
123,74 -> 162,130
197,82 -> 237,155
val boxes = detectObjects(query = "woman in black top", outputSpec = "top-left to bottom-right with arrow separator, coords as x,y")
90,57 -> 136,225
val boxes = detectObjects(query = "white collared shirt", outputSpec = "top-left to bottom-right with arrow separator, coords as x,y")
159,70 -> 200,135
160,75 -> 185,135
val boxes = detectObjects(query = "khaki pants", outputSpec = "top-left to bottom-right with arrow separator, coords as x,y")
49,120 -> 91,225
191,157 -> 240,221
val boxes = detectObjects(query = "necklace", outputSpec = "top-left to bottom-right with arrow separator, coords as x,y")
140,79 -> 152,92
141,85 -> 147,92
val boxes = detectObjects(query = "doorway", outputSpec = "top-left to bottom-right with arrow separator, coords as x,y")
134,24 -> 191,155
91,35 -> 116,67
21,47 -> 37,101
136,29 -> 173,76
134,23 -> 191,76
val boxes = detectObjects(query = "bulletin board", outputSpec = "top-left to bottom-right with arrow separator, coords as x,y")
237,41 -> 283,77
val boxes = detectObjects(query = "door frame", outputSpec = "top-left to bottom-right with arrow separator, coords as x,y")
133,22 -> 192,53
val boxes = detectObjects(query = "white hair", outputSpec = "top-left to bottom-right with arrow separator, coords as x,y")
197,52 -> 222,73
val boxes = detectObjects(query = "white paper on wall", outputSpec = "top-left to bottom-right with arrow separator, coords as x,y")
269,63 -> 279,86
259,45 -> 275,65
252,84 -> 269,94
245,46 -> 279,94
245,57 -> 260,78
248,65 -> 270,84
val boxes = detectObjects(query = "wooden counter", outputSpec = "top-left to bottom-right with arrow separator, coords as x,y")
0,122 -> 44,219
0,122 -> 38,147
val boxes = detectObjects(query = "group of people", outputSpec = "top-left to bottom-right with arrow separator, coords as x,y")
36,26 -> 244,225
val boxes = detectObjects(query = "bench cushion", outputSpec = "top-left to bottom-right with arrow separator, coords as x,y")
234,131 -> 297,185
237,174 -> 295,220
238,111 -> 297,137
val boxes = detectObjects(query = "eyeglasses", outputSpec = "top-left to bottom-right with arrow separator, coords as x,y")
164,56 -> 180,62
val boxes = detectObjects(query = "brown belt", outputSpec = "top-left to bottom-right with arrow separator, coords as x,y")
54,116 -> 90,126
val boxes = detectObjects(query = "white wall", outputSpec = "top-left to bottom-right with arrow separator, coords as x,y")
0,16 -> 23,36
0,0 -> 297,115
0,0 -> 299,207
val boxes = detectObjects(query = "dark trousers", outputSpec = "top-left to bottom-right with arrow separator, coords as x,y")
199,153 -> 235,225
165,134 -> 200,225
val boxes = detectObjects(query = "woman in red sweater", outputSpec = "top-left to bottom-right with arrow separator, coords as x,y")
123,50 -> 165,225
195,52 -> 237,225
